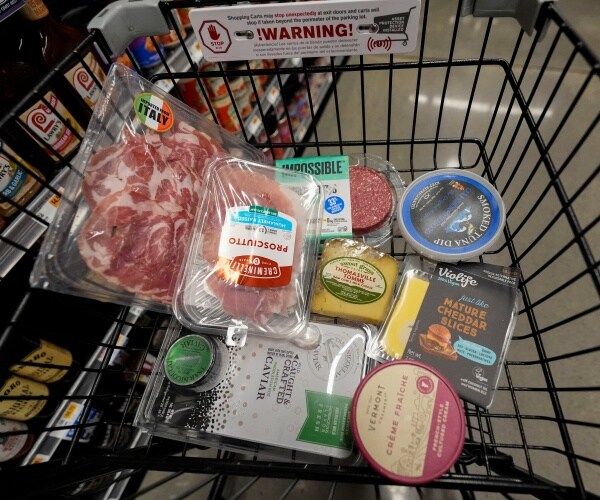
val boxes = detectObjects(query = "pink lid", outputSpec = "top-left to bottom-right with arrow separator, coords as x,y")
351,360 -> 465,485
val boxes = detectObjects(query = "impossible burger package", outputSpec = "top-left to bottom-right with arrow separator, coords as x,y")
31,64 -> 264,312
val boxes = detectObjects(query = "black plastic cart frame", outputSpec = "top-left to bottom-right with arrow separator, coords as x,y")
0,1 -> 598,499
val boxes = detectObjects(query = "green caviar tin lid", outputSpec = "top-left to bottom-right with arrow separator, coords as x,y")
164,334 -> 215,386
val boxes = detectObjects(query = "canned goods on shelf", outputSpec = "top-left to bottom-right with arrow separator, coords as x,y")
211,94 -> 241,133
176,8 -> 192,29
200,61 -> 227,99
228,76 -> 252,119
177,78 -> 209,114
129,37 -> 164,69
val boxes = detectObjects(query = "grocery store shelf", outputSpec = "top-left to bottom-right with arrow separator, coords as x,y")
103,430 -> 150,500
244,58 -> 302,139
153,34 -> 204,93
0,167 -> 71,279
22,306 -> 145,466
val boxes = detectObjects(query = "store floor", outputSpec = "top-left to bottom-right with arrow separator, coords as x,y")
136,2 -> 598,499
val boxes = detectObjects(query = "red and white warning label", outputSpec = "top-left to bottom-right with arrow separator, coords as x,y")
190,0 -> 420,62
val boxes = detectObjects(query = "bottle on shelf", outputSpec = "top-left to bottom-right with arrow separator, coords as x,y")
0,373 -> 57,422
0,140 -> 46,220
0,56 -> 87,172
264,108 -> 285,160
15,0 -> 107,111
0,418 -> 35,464
0,334 -> 77,385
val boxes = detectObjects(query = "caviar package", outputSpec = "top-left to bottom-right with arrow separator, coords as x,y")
30,64 -> 263,312
367,256 -> 520,407
173,157 -> 323,345
135,318 -> 372,460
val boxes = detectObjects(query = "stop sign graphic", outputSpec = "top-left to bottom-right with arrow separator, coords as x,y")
199,20 -> 232,54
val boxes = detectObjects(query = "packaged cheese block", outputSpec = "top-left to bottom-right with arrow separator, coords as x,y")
311,239 -> 399,324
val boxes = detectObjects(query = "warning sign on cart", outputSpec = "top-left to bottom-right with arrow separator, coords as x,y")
190,0 -> 420,62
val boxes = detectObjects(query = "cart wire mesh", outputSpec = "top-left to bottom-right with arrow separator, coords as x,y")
0,0 -> 598,499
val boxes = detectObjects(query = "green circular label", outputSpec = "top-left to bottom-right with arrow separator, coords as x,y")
133,92 -> 174,132
321,257 -> 387,305
164,335 -> 214,386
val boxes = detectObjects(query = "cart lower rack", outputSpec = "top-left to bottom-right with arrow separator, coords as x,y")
0,0 -> 598,499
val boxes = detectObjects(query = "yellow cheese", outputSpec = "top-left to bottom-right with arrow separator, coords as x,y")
380,273 -> 430,359
310,239 -> 399,324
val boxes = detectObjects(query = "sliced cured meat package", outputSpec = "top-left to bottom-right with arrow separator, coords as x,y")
31,63 -> 264,311
77,123 -> 223,303
173,158 -> 323,344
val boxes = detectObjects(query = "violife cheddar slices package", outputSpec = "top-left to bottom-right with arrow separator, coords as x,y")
367,256 -> 520,407
30,64 -> 264,312
135,317 -> 373,462
173,157 -> 323,346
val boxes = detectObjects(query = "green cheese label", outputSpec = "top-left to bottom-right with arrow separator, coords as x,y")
297,390 -> 352,449
164,335 -> 214,386
321,257 -> 387,305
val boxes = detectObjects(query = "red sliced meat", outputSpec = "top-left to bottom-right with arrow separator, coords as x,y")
350,166 -> 394,234
78,124 -> 225,305
78,191 -> 192,302
205,274 -> 293,326
198,166 -> 303,326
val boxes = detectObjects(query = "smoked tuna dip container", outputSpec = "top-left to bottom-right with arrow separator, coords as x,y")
397,169 -> 506,262
348,154 -> 404,248
351,360 -> 465,485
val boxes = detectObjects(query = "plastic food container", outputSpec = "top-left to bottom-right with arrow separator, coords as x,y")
173,157 -> 323,346
348,154 -> 405,248
351,360 -> 465,484
397,169 -> 506,262
30,64 -> 264,313
135,318 -> 373,461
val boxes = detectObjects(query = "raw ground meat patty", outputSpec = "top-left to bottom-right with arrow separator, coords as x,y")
198,166 -> 304,326
350,166 -> 394,234
78,123 -> 223,303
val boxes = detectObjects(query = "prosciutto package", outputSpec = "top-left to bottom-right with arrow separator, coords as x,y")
173,158 -> 323,345
31,64 -> 264,311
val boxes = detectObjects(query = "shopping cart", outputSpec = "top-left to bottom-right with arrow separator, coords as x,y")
0,0 -> 598,498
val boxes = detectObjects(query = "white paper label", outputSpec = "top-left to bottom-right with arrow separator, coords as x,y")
215,205 -> 297,288
190,0 -> 420,61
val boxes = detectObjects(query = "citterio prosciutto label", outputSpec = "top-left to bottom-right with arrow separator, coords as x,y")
216,205 -> 297,288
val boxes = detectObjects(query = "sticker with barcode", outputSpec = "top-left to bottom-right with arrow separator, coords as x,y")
35,188 -> 63,225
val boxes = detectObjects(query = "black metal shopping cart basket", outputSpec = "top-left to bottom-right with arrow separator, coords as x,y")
0,0 -> 598,498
